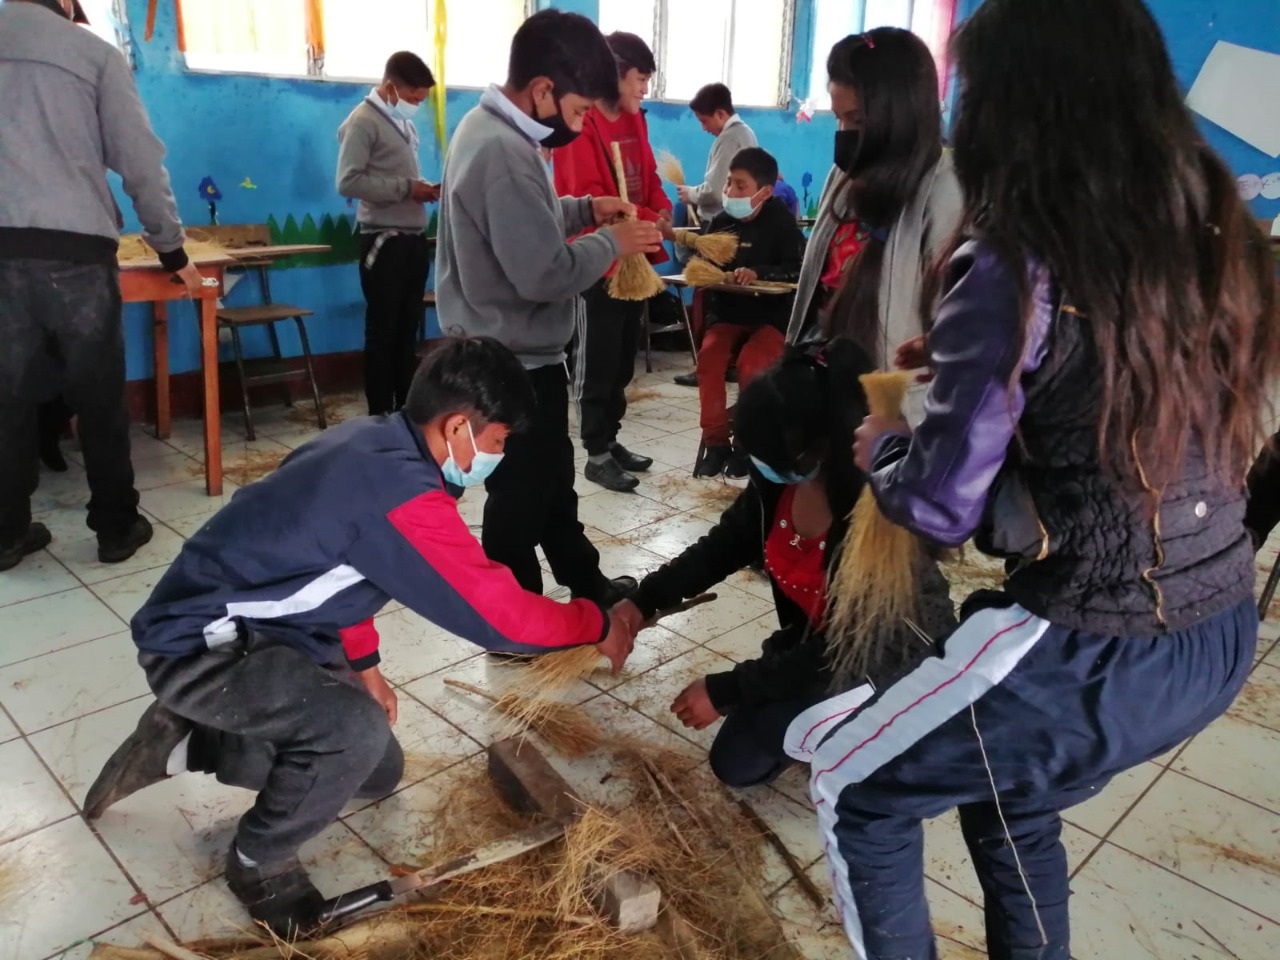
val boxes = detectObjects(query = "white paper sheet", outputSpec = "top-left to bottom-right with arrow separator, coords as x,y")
1186,41 -> 1280,158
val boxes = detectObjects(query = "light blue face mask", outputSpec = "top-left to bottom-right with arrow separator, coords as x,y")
390,97 -> 420,122
442,422 -> 503,488
750,455 -> 819,486
721,192 -> 756,220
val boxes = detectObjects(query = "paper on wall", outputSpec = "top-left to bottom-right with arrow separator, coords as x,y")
1186,41 -> 1280,158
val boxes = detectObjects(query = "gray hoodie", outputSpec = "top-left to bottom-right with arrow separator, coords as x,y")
435,88 -> 621,368
0,1 -> 187,269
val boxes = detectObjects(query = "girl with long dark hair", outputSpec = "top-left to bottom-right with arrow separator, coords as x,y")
614,340 -> 955,787
799,1 -> 1279,958
786,28 -> 961,419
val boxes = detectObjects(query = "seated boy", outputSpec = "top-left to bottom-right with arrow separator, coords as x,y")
83,337 -> 635,937
692,147 -> 806,479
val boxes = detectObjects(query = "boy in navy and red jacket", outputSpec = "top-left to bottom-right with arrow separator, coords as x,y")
82,337 -> 635,938
553,31 -> 674,493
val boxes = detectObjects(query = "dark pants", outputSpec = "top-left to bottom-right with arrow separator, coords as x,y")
38,395 -> 72,450
572,279 -> 644,456
1244,430 -> 1280,547
140,635 -> 403,865
804,599 -> 1256,960
482,363 -> 609,601
358,233 -> 429,416
0,260 -> 140,543
709,696 -> 819,789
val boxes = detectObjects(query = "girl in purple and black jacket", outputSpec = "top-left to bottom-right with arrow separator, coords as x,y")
793,2 -> 1280,959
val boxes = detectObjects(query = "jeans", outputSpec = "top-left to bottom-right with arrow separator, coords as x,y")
0,259 -> 139,542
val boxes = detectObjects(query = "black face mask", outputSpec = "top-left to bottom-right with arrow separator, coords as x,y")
532,92 -> 580,149
834,129 -> 863,175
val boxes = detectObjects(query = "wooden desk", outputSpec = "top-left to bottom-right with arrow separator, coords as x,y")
119,242 -> 330,497
663,272 -> 797,296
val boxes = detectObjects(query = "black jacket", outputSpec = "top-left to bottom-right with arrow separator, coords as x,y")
703,197 -> 806,332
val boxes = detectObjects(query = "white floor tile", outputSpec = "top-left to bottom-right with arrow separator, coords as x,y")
623,511 -> 716,560
1175,713 -> 1280,813
52,912 -> 167,960
0,632 -> 148,734
1060,762 -> 1163,837
373,608 -> 480,687
46,524 -> 185,586
1226,661 -> 1280,732
128,452 -> 206,491
0,738 -> 77,843
588,623 -> 696,692
0,587 -> 125,668
702,613 -> 779,662
363,694 -> 482,801
0,709 -> 17,745
0,550 -> 78,608
28,697 -> 150,803
1071,842 -> 1279,960
28,461 -> 91,514
400,657 -> 523,746
1108,770 -> 1279,919
652,584 -> 776,644
90,566 -> 169,624
575,490 -> 682,537
92,772 -> 255,903
609,646 -> 737,749
139,478 -> 240,523
0,818 -> 143,960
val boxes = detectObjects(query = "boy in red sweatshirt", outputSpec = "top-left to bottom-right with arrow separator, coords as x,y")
554,32 -> 674,492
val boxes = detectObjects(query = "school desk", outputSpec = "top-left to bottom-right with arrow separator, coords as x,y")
118,242 -> 330,496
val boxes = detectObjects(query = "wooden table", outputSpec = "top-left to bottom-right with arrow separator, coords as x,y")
118,243 -> 330,496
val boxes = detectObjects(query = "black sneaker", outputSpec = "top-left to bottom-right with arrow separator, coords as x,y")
726,365 -> 739,384
610,442 -> 653,473
84,701 -> 192,819
39,439 -> 68,473
225,846 -> 325,939
585,458 -> 639,493
674,371 -> 698,387
97,515 -> 154,564
724,450 -> 751,480
600,576 -> 639,608
694,445 -> 732,479
0,522 -> 52,573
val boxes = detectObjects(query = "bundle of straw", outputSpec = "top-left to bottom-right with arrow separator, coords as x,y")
444,679 -> 602,757
672,228 -> 739,266
824,371 -> 924,687
117,232 -> 230,265
607,142 -> 667,302
657,149 -> 700,228
683,258 -> 796,291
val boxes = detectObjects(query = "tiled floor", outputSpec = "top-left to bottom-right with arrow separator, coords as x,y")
2,353 -> 1279,959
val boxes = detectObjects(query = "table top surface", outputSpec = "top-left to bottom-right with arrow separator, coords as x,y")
662,272 -> 797,295
118,243 -> 331,272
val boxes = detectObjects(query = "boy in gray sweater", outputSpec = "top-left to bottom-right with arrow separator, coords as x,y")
0,0 -> 200,571
336,51 -> 438,416
435,9 -> 661,605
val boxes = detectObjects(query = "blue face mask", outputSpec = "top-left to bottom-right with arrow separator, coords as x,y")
442,422 -> 503,488
750,455 -> 819,486
721,192 -> 756,220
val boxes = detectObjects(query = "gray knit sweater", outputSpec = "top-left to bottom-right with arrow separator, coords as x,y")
0,1 -> 187,268
336,99 -> 427,231
435,94 -> 621,368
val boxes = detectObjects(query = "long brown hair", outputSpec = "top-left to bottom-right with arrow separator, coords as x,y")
823,28 -> 943,360
943,0 -> 1279,489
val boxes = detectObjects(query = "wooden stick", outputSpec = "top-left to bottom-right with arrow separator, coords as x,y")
611,142 -> 630,205
640,763 -> 699,860
736,800 -> 826,911
443,677 -> 501,704
646,592 -> 717,627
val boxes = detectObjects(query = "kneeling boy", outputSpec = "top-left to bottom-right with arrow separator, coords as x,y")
83,337 -> 634,937
693,147 -> 805,479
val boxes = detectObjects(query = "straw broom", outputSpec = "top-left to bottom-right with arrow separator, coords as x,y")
824,371 -> 924,687
657,149 -> 700,228
607,141 -> 667,302
683,258 -> 796,291
672,228 -> 739,266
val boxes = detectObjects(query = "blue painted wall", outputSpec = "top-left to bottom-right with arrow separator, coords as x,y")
110,0 -> 1276,382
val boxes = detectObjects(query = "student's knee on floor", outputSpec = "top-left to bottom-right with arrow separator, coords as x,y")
708,726 -> 788,789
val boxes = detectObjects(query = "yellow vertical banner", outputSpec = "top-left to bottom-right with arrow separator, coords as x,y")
305,0 -> 325,62
431,0 -> 448,152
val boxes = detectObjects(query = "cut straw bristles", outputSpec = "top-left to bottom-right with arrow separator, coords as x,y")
656,150 -> 686,186
825,371 -> 923,687
502,644 -> 607,699
684,258 -> 732,287
443,678 -> 602,757
673,229 -> 739,266
608,254 -> 667,301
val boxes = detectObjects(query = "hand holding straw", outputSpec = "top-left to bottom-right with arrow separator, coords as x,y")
607,141 -> 667,302
672,228 -> 739,266
683,258 -> 795,291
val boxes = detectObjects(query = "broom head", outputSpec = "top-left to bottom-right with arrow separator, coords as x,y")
608,254 -> 667,301
656,150 -> 686,186
684,258 -> 731,288
693,231 -> 739,266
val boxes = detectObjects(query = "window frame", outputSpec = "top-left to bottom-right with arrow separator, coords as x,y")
611,0 -> 797,109
178,0 -> 536,87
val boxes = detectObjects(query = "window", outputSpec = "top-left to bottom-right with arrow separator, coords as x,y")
598,0 -> 794,108
178,0 -> 529,86
78,0 -> 130,53
807,0 -> 956,110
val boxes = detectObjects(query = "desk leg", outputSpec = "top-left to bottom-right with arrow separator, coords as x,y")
200,298 -> 223,496
153,301 -> 170,440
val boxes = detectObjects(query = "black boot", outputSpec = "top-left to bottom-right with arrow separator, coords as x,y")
724,450 -> 751,480
694,445 -> 732,479
585,458 -> 639,492
674,371 -> 698,387
97,515 -> 154,564
39,437 -> 68,473
225,846 -> 326,939
84,701 -> 192,819
610,442 -> 653,473
0,522 -> 52,573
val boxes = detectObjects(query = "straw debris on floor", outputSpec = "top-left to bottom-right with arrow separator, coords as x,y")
92,741 -> 801,960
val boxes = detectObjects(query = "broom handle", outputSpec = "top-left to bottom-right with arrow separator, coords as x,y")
611,142 -> 630,206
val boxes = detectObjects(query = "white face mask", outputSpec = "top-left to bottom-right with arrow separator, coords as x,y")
721,192 -> 757,220
390,98 -> 420,122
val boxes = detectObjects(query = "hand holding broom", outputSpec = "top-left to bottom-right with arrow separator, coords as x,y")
607,141 -> 668,302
